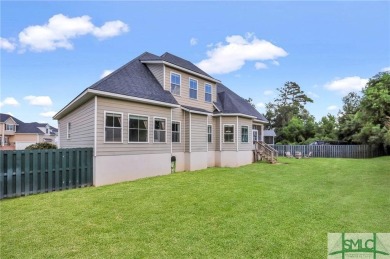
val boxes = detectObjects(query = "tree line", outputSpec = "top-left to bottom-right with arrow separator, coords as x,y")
250,71 -> 390,151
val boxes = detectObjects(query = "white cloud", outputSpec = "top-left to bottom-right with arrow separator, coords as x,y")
0,37 -> 16,52
100,69 -> 113,79
271,60 -> 280,66
324,76 -> 368,94
263,90 -> 274,96
381,66 -> 390,72
18,14 -> 129,52
196,33 -> 288,74
0,97 -> 19,107
190,37 -> 198,46
256,102 -> 265,108
24,96 -> 53,106
307,91 -> 319,99
40,111 -> 57,117
327,105 -> 338,111
255,62 -> 267,70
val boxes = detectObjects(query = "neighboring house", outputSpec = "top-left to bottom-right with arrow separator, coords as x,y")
0,113 -> 58,150
264,129 -> 276,145
54,52 -> 268,186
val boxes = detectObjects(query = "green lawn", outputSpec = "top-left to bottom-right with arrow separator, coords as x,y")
1,157 -> 389,258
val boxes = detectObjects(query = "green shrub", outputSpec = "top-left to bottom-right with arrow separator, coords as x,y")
25,142 -> 57,150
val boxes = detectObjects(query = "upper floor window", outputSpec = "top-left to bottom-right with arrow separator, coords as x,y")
224,125 -> 234,143
105,112 -> 122,143
205,84 -> 212,102
172,121 -> 180,143
67,122 -> 71,139
189,78 -> 198,99
208,125 -> 212,143
171,73 -> 181,95
241,126 -> 249,143
154,118 -> 166,143
129,115 -> 148,143
5,124 -> 15,131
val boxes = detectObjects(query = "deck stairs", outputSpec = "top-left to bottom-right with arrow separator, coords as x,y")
253,141 -> 278,164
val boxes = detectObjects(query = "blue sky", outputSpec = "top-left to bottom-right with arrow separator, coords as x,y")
1,1 -> 389,127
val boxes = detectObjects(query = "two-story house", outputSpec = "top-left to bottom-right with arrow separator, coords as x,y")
54,52 -> 268,186
0,113 -> 58,150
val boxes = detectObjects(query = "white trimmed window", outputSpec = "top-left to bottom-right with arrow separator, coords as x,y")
105,112 -> 122,143
171,73 -> 181,95
172,121 -> 180,143
67,122 -> 71,139
129,115 -> 148,142
189,78 -> 198,99
224,125 -> 234,143
205,84 -> 212,102
5,124 -> 15,131
154,118 -> 166,143
208,125 -> 212,143
241,126 -> 249,143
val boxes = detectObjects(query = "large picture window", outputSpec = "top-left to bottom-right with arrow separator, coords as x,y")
172,121 -> 180,143
105,112 -> 122,142
241,126 -> 249,143
171,73 -> 181,95
205,84 -> 212,102
224,125 -> 234,143
189,78 -> 198,99
154,118 -> 166,143
129,115 -> 148,142
208,125 -> 212,143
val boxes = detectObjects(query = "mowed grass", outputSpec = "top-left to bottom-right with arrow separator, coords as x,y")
1,157 -> 389,258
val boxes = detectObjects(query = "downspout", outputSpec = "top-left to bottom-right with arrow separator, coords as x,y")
170,108 -> 173,155
236,116 -> 239,152
219,116 -> 222,151
189,112 -> 192,153
94,96 -> 97,157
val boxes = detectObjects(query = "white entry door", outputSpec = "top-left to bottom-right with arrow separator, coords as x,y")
253,130 -> 258,143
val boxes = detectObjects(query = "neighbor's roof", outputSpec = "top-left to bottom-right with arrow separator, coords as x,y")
89,52 -> 178,105
0,113 -> 57,134
0,113 -> 23,124
215,83 -> 268,122
264,129 -> 276,137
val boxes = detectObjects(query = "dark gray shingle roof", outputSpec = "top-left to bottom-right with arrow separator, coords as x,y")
160,52 -> 214,79
0,113 -> 23,124
215,83 -> 268,122
0,113 -> 57,134
89,52 -> 178,105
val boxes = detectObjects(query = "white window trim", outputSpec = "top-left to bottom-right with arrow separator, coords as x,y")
104,111 -> 124,144
153,116 -> 167,143
67,122 -> 71,139
170,72 -> 181,96
223,124 -> 235,143
241,125 -> 249,143
207,124 -> 213,143
204,83 -> 212,103
128,113 -> 150,144
172,120 -> 181,143
189,77 -> 198,100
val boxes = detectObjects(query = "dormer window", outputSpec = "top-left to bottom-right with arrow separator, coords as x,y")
205,84 -> 212,102
5,124 -> 15,131
170,73 -> 181,95
189,78 -> 198,99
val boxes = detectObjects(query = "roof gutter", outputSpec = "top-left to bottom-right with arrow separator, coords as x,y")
54,89 -> 180,120
213,113 -> 257,119
181,107 -> 213,116
141,60 -> 220,83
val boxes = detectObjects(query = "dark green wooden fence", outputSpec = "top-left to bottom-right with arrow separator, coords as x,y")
0,148 -> 93,199
272,145 -> 381,158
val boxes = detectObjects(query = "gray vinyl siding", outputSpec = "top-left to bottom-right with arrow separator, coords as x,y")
221,116 -> 238,151
172,108 -> 185,153
184,111 -> 190,152
208,115 -> 216,151
96,96 -> 171,156
146,64 -> 164,87
164,66 -> 215,112
238,117 -> 253,151
59,98 -> 94,148
214,117 -> 221,151
191,113 -> 207,152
